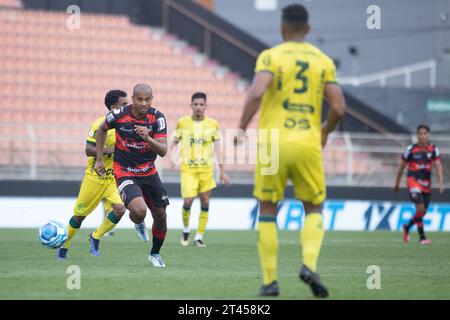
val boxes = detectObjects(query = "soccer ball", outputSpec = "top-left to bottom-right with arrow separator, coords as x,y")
38,221 -> 68,249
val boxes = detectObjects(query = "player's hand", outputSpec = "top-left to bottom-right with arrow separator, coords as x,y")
94,159 -> 106,177
135,125 -> 150,142
321,128 -> 329,148
439,184 -> 445,194
220,171 -> 231,186
393,184 -> 400,193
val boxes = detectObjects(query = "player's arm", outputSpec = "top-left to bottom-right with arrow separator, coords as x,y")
393,160 -> 407,193
168,138 -> 179,168
322,83 -> 346,147
214,140 -> 231,186
434,159 -> 444,194
85,142 -> 113,157
239,72 -> 273,132
94,121 -> 109,176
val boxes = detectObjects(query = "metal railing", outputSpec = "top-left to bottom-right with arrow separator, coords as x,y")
1,123 -> 448,187
339,60 -> 437,88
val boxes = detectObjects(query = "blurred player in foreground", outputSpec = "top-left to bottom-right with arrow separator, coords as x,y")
394,124 -> 444,244
237,4 -> 346,297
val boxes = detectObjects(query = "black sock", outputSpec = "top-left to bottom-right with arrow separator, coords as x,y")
406,219 -> 416,231
151,236 -> 165,255
418,226 -> 426,240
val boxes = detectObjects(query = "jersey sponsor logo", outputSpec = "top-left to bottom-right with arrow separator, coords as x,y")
88,129 -> 95,138
126,166 -> 150,173
157,117 -> 166,131
119,127 -> 134,133
118,179 -> 133,193
189,137 -> 207,145
186,158 -> 210,166
282,99 -> 314,113
122,140 -> 147,150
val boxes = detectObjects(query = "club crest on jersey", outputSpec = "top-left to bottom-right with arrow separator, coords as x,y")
427,152 -> 432,159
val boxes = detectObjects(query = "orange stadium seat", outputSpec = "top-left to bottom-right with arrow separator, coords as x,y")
0,6 -> 275,172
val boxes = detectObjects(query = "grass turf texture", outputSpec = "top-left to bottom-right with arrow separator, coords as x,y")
1,229 -> 449,300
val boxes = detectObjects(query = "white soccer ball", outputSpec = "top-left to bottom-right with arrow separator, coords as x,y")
38,221 -> 68,249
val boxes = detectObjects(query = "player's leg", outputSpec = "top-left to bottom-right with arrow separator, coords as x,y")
194,189 -> 212,247
194,171 -> 217,246
180,171 -> 199,246
101,200 -> 115,237
142,173 -> 170,267
403,190 -> 426,243
253,158 -> 287,296
91,183 -> 126,252
117,178 -> 149,242
419,193 -> 431,244
291,146 -> 328,298
257,200 -> 280,296
299,201 -> 328,298
58,178 -> 103,259
181,197 -> 194,246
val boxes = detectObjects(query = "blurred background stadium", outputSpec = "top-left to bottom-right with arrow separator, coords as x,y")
1,0 -> 449,188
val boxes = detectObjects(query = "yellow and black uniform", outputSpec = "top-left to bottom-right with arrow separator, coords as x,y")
173,115 -> 221,198
254,41 -> 337,285
62,116 -> 123,249
254,41 -> 337,205
73,116 -> 123,216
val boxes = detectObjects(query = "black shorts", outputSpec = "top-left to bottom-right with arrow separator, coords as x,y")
409,191 -> 430,210
117,173 -> 170,209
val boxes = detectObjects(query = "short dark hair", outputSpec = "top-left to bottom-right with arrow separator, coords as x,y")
282,4 -> 309,30
417,124 -> 430,133
104,89 -> 127,110
191,92 -> 207,103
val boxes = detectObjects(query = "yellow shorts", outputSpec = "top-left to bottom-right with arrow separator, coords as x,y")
181,170 -> 217,199
73,176 -> 123,216
253,143 -> 326,205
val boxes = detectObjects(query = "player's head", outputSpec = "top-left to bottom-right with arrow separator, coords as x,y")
281,4 -> 310,41
191,92 -> 207,119
104,89 -> 128,111
416,124 -> 430,145
132,83 -> 153,114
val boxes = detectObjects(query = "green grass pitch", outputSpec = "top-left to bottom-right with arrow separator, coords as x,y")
1,229 -> 449,300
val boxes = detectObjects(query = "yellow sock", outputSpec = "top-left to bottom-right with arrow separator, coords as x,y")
196,207 -> 209,236
300,213 -> 324,272
182,206 -> 191,229
92,212 -> 120,240
258,215 -> 278,285
62,217 -> 81,249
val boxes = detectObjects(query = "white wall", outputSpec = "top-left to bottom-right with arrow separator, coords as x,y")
1,197 -> 450,231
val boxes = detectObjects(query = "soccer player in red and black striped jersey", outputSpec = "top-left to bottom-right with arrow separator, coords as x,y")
394,124 -> 444,244
94,83 -> 169,267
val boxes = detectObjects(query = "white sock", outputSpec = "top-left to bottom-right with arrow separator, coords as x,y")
194,234 -> 203,241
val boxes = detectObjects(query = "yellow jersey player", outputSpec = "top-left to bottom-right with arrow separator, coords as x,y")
171,92 -> 230,247
56,90 -> 128,260
237,4 -> 346,297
